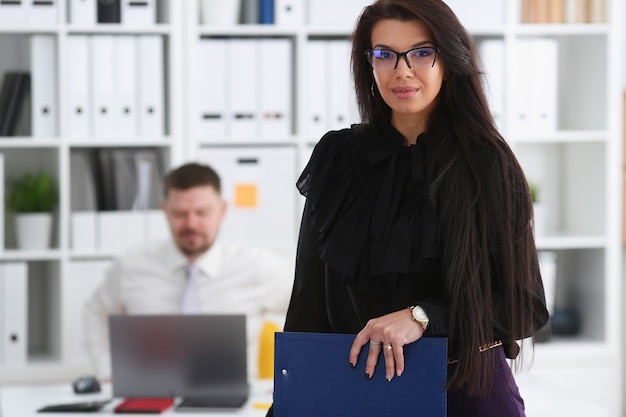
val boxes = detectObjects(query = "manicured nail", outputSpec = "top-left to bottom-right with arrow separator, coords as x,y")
349,362 -> 355,368
397,369 -> 403,377
364,372 -> 370,380
386,373 -> 391,382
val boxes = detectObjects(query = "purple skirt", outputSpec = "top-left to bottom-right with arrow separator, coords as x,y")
447,347 -> 526,417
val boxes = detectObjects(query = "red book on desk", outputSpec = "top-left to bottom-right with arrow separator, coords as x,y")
114,398 -> 174,414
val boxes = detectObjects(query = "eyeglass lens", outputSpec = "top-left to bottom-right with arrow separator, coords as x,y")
367,47 -> 438,70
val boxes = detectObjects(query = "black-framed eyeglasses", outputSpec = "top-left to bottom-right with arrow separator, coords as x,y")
365,47 -> 439,71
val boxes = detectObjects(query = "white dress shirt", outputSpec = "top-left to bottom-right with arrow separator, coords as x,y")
83,239 -> 293,379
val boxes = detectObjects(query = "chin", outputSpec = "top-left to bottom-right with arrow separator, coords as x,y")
177,240 -> 209,257
180,246 -> 209,258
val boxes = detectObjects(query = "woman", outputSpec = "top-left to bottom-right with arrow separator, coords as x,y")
272,0 -> 549,415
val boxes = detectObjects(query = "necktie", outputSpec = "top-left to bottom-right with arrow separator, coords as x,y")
181,263 -> 199,314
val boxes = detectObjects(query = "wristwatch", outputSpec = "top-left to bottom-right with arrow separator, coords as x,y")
409,305 -> 429,331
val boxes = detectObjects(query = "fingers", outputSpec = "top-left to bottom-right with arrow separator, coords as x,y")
392,342 -> 405,377
349,331 -> 370,367
364,340 -> 381,379
382,343 -> 395,380
350,309 -> 421,379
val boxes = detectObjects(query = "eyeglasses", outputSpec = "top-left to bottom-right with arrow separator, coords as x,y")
365,47 -> 439,71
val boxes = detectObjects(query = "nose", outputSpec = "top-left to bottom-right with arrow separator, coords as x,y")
395,52 -> 412,70
183,213 -> 200,228
394,54 -> 413,76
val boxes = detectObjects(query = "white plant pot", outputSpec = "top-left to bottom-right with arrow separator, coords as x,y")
15,212 -> 53,250
200,0 -> 241,25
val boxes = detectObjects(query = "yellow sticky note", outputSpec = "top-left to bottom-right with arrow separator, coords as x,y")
234,183 -> 258,208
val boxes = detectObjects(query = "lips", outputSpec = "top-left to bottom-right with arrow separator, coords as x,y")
391,86 -> 418,99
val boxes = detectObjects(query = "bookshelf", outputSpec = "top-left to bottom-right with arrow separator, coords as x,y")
0,0 -> 183,383
0,0 -> 622,415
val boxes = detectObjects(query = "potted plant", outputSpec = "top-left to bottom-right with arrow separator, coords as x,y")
6,171 -> 58,250
528,180 -> 547,236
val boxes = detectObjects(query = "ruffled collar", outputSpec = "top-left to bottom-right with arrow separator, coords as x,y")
297,124 -> 441,296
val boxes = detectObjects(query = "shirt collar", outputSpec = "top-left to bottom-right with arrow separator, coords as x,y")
164,239 -> 221,279
191,240 -> 222,279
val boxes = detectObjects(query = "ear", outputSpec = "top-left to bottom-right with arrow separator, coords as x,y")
219,198 -> 228,219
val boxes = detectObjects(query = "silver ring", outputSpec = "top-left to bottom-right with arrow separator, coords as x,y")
384,344 -> 393,351
369,340 -> 382,350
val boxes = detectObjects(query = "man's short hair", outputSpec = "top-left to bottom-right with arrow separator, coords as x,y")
163,162 -> 221,197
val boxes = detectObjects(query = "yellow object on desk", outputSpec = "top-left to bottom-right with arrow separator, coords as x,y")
258,321 -> 281,379
252,402 -> 272,410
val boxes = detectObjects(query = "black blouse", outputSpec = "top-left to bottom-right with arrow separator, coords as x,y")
284,124 -> 449,337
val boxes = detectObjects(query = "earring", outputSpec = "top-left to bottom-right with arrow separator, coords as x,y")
371,82 -> 381,99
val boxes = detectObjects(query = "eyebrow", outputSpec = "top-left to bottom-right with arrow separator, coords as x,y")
372,40 -> 435,49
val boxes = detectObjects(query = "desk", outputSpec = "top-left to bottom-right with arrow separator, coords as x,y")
0,381 -> 273,417
1,377 -> 612,417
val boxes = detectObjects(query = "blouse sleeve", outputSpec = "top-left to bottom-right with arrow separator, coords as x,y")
283,200 -> 332,333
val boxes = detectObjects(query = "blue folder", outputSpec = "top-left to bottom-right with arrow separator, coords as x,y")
273,332 -> 447,417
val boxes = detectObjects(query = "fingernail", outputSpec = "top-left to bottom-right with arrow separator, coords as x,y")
364,372 -> 370,380
386,373 -> 391,382
350,362 -> 356,369
397,369 -> 403,377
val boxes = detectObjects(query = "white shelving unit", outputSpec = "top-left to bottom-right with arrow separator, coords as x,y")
0,0 -> 622,415
0,0 -> 183,383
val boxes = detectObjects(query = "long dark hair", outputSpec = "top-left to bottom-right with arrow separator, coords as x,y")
352,0 -> 544,396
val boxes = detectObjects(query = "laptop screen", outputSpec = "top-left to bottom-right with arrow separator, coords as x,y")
108,314 -> 248,402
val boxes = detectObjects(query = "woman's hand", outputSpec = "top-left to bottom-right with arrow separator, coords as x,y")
349,308 -> 424,381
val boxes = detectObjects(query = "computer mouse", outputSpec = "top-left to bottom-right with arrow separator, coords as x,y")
72,375 -> 101,394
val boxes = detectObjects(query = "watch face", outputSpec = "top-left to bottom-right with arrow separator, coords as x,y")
412,306 -> 428,323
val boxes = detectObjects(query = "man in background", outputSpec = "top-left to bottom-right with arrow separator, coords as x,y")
83,162 -> 293,379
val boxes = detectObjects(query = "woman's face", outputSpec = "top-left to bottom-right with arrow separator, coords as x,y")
369,19 -> 445,130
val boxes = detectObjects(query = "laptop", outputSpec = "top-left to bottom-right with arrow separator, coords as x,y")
108,314 -> 249,410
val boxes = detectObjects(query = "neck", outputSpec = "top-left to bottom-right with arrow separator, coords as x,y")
391,114 -> 426,145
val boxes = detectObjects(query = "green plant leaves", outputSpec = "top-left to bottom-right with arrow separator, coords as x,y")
6,171 -> 58,213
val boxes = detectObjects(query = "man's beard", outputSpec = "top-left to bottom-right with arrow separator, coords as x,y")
176,230 -> 211,257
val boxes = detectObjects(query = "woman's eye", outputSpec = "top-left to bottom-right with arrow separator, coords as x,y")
374,50 -> 393,60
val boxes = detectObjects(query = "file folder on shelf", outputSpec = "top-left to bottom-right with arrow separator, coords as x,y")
97,0 -> 121,23
90,35 -> 115,139
328,40 -> 358,131
67,36 -> 90,138
307,0 -> 368,26
1,262 -> 29,366
0,0 -> 26,25
0,72 -> 30,137
227,39 -> 257,138
258,38 -> 291,139
26,0 -> 58,25
70,149 -> 98,212
305,40 -> 328,137
121,0 -> 155,25
137,35 -> 165,138
69,0 -> 96,25
512,38 -> 558,133
196,37 -> 227,139
113,35 -> 137,138
31,35 -> 57,137
274,0 -> 304,26
241,0 -> 258,24
529,38 -> 558,132
478,38 -> 505,131
274,332 -> 447,417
